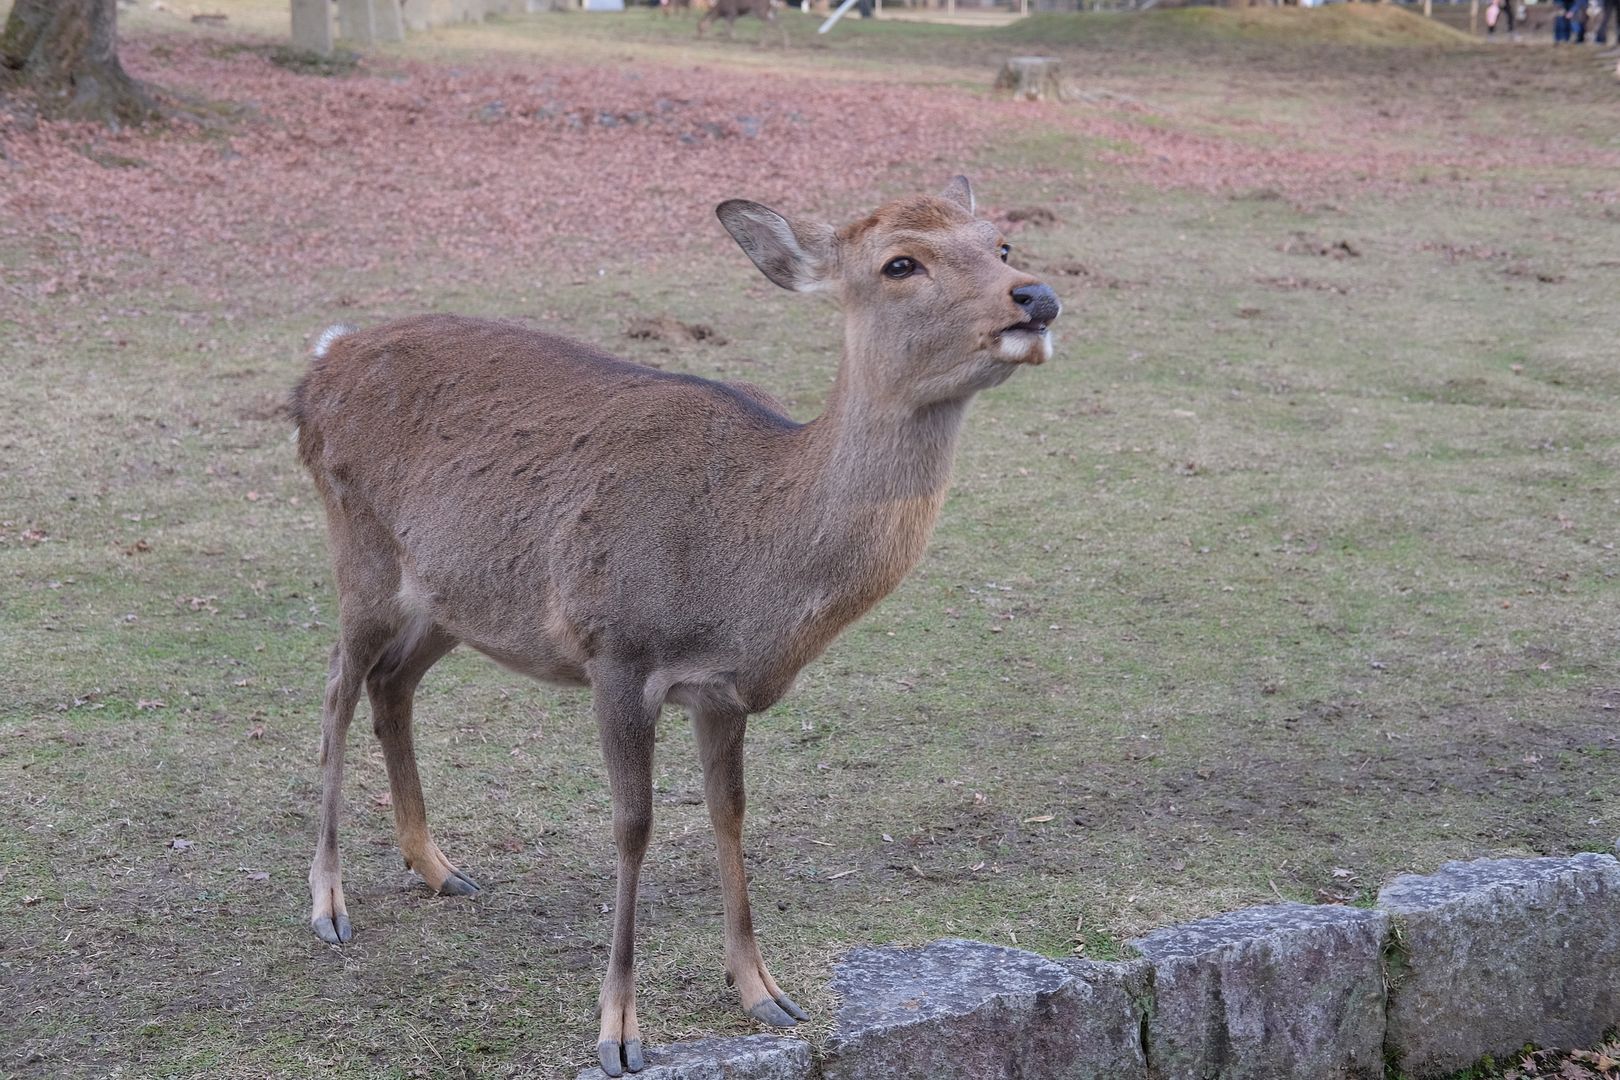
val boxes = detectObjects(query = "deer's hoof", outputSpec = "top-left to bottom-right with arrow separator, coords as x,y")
437,868 -> 481,896
775,992 -> 810,1023
598,1038 -> 646,1076
311,913 -> 353,944
747,997 -> 801,1028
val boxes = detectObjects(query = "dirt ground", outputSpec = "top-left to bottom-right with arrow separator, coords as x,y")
1,3 -> 1618,1077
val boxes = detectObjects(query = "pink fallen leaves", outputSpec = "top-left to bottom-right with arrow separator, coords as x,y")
0,37 -> 1008,300
6,32 -> 1614,311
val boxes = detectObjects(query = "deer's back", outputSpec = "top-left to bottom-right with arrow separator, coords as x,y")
292,315 -> 824,689
293,313 -> 796,468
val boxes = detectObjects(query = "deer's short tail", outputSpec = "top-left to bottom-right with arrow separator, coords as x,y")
289,323 -> 359,454
312,323 -> 359,360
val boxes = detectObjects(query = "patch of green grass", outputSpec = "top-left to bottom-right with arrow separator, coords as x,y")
997,5 -> 1472,48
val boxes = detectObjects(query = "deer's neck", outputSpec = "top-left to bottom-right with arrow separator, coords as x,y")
815,376 -> 965,504
731,356 -> 971,711
796,361 -> 969,593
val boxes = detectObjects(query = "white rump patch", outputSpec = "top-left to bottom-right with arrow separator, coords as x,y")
311,324 -> 358,360
395,572 -> 436,624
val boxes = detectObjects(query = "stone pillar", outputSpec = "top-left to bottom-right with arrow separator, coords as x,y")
373,0 -> 406,39
1380,855 -> 1620,1078
290,0 -> 334,52
1129,903 -> 1389,1080
337,0 -> 377,42
401,0 -> 431,29
821,940 -> 1151,1080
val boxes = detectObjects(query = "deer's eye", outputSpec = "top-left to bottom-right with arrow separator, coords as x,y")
998,244 -> 1011,263
882,257 -> 918,279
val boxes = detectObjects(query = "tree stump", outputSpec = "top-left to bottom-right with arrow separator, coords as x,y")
994,55 -> 1062,101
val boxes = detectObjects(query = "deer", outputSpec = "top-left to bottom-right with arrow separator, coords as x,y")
697,0 -> 788,44
289,176 -> 1060,1077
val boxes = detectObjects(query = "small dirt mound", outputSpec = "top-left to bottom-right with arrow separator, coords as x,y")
1004,206 -> 1060,227
626,315 -> 727,346
1281,232 -> 1361,259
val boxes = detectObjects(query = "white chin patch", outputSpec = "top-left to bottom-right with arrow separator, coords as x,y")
997,329 -> 1053,364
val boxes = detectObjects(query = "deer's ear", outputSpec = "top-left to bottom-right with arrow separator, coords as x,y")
716,200 -> 837,293
940,175 -> 975,216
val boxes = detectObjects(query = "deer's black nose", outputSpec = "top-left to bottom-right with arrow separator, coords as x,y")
1012,283 -> 1061,326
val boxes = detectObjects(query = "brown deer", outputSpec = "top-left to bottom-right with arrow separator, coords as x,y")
290,177 -> 1059,1077
697,0 -> 788,43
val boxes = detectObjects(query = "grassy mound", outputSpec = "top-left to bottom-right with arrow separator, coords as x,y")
999,5 -> 1473,48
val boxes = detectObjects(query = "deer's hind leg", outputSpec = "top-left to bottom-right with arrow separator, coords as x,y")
307,505 -> 415,943
366,626 -> 477,896
309,609 -> 397,944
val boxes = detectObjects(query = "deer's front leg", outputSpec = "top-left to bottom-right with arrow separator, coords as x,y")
593,672 -> 658,1077
693,705 -> 810,1028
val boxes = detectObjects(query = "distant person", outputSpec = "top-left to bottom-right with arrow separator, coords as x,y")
1595,0 -> 1619,44
1554,0 -> 1583,41
1486,0 -> 1516,34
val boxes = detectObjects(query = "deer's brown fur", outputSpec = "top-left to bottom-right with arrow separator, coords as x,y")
291,178 -> 1058,1076
697,0 -> 787,43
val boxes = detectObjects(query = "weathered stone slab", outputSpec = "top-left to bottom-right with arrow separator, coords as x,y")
1058,956 -> 1154,1075
573,1034 -> 811,1080
822,938 -> 1149,1080
373,0 -> 406,41
290,0 -> 334,53
400,0 -> 430,30
1129,902 -> 1387,1080
1379,854 -> 1620,1078
336,0 -> 377,42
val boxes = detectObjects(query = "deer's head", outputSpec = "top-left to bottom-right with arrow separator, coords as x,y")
718,176 -> 1061,411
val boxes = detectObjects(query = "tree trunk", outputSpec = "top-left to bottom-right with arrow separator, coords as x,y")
0,0 -> 159,125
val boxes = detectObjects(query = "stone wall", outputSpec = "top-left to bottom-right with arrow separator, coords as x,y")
576,850 -> 1620,1080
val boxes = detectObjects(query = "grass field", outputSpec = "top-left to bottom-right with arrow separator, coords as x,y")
2,3 -> 1619,1077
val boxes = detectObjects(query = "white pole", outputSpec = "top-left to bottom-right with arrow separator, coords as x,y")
818,0 -> 859,31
